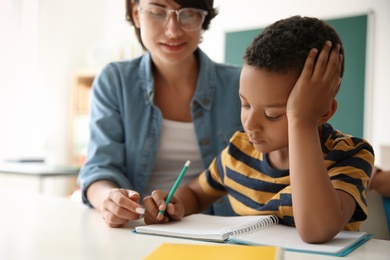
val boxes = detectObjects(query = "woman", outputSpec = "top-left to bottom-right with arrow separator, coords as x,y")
78,0 -> 242,227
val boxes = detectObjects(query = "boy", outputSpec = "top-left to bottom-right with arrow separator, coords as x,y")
143,16 -> 374,243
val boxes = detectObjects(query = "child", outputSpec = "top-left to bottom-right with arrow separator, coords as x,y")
142,15 -> 374,243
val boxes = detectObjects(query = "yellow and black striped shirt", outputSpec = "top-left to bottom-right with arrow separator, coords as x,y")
198,123 -> 374,231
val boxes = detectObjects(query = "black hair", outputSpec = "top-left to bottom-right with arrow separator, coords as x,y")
244,15 -> 344,77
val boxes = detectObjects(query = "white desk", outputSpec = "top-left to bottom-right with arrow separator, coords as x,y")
1,189 -> 389,260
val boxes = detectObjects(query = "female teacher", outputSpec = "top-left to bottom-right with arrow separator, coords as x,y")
78,0 -> 242,227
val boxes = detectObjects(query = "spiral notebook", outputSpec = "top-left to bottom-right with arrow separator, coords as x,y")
135,214 -> 371,256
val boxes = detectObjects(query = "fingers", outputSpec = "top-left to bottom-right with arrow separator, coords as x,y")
300,40 -> 342,98
142,190 -> 184,225
100,188 -> 185,227
322,43 -> 342,88
287,40 -> 342,123
143,190 -> 169,224
312,41 -> 342,87
311,41 -> 333,80
320,42 -> 343,101
299,47 -> 319,83
101,189 -> 144,227
151,190 -> 168,216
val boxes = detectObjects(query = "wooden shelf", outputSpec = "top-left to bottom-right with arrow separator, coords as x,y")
68,67 -> 101,165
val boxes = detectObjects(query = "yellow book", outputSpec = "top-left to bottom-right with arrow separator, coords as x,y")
144,243 -> 282,260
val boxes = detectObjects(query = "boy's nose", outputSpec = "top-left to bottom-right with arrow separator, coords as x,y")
244,112 -> 263,132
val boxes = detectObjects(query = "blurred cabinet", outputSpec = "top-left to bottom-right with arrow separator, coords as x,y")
68,68 -> 100,165
0,163 -> 79,197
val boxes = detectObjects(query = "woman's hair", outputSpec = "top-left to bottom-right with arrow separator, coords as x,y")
244,15 -> 345,78
125,0 -> 218,50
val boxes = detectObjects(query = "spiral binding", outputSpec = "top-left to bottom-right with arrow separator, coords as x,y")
222,215 -> 279,237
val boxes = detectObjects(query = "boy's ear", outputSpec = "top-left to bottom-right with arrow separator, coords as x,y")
318,99 -> 338,125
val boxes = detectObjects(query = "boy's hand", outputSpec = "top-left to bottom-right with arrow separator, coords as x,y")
287,41 -> 343,124
143,190 -> 185,225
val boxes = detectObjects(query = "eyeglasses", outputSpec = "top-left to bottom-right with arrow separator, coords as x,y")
138,5 -> 208,31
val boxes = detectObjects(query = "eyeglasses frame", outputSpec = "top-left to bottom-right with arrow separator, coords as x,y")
137,5 -> 208,31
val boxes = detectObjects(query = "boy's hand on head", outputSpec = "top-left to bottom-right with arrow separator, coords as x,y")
143,190 -> 185,225
287,41 -> 343,124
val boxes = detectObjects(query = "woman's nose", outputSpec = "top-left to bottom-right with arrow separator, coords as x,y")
164,13 -> 183,37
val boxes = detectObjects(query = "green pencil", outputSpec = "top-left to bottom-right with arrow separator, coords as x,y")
158,160 -> 191,216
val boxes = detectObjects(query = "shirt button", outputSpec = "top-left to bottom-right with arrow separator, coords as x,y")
195,111 -> 202,118
203,98 -> 210,105
201,138 -> 209,145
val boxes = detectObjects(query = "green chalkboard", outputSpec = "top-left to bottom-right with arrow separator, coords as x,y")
225,15 -> 367,138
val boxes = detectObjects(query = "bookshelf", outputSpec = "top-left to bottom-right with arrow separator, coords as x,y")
68,67 -> 100,165
68,43 -> 144,165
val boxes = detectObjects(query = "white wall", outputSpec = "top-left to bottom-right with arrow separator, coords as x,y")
37,0 -> 142,165
37,0 -> 105,164
0,0 -> 42,160
0,0 -> 132,164
1,0 -> 389,167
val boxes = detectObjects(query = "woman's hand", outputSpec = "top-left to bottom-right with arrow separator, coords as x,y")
143,190 -> 185,225
99,188 -> 145,227
87,181 -> 145,227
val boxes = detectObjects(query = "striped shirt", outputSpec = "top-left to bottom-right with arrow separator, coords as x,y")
198,123 -> 374,231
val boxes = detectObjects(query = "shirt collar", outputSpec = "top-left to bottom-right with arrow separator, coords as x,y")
139,48 -> 216,110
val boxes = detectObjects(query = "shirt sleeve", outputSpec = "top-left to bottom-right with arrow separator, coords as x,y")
198,149 -> 228,198
77,64 -> 133,207
326,137 -> 374,225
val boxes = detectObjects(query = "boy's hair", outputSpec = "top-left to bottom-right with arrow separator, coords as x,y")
125,0 -> 218,50
244,15 -> 345,78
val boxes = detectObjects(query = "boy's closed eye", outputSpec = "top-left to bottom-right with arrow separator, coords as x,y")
240,102 -> 250,109
265,113 -> 282,121
264,107 -> 286,121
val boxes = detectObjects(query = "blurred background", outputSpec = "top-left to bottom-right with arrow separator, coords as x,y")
0,0 -> 389,168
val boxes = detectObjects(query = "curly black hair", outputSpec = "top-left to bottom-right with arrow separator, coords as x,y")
125,0 -> 218,50
244,15 -> 344,78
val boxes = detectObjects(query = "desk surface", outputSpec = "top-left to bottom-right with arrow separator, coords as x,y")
1,189 -> 389,260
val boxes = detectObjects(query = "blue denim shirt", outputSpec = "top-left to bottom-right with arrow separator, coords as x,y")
78,48 -> 242,214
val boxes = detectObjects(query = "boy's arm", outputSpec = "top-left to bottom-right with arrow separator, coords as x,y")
287,42 -> 354,243
186,177 -> 219,214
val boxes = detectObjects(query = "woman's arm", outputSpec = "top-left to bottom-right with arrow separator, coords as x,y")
369,167 -> 390,197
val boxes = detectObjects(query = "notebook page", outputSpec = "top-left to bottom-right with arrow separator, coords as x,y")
229,224 -> 368,255
135,214 -> 275,242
